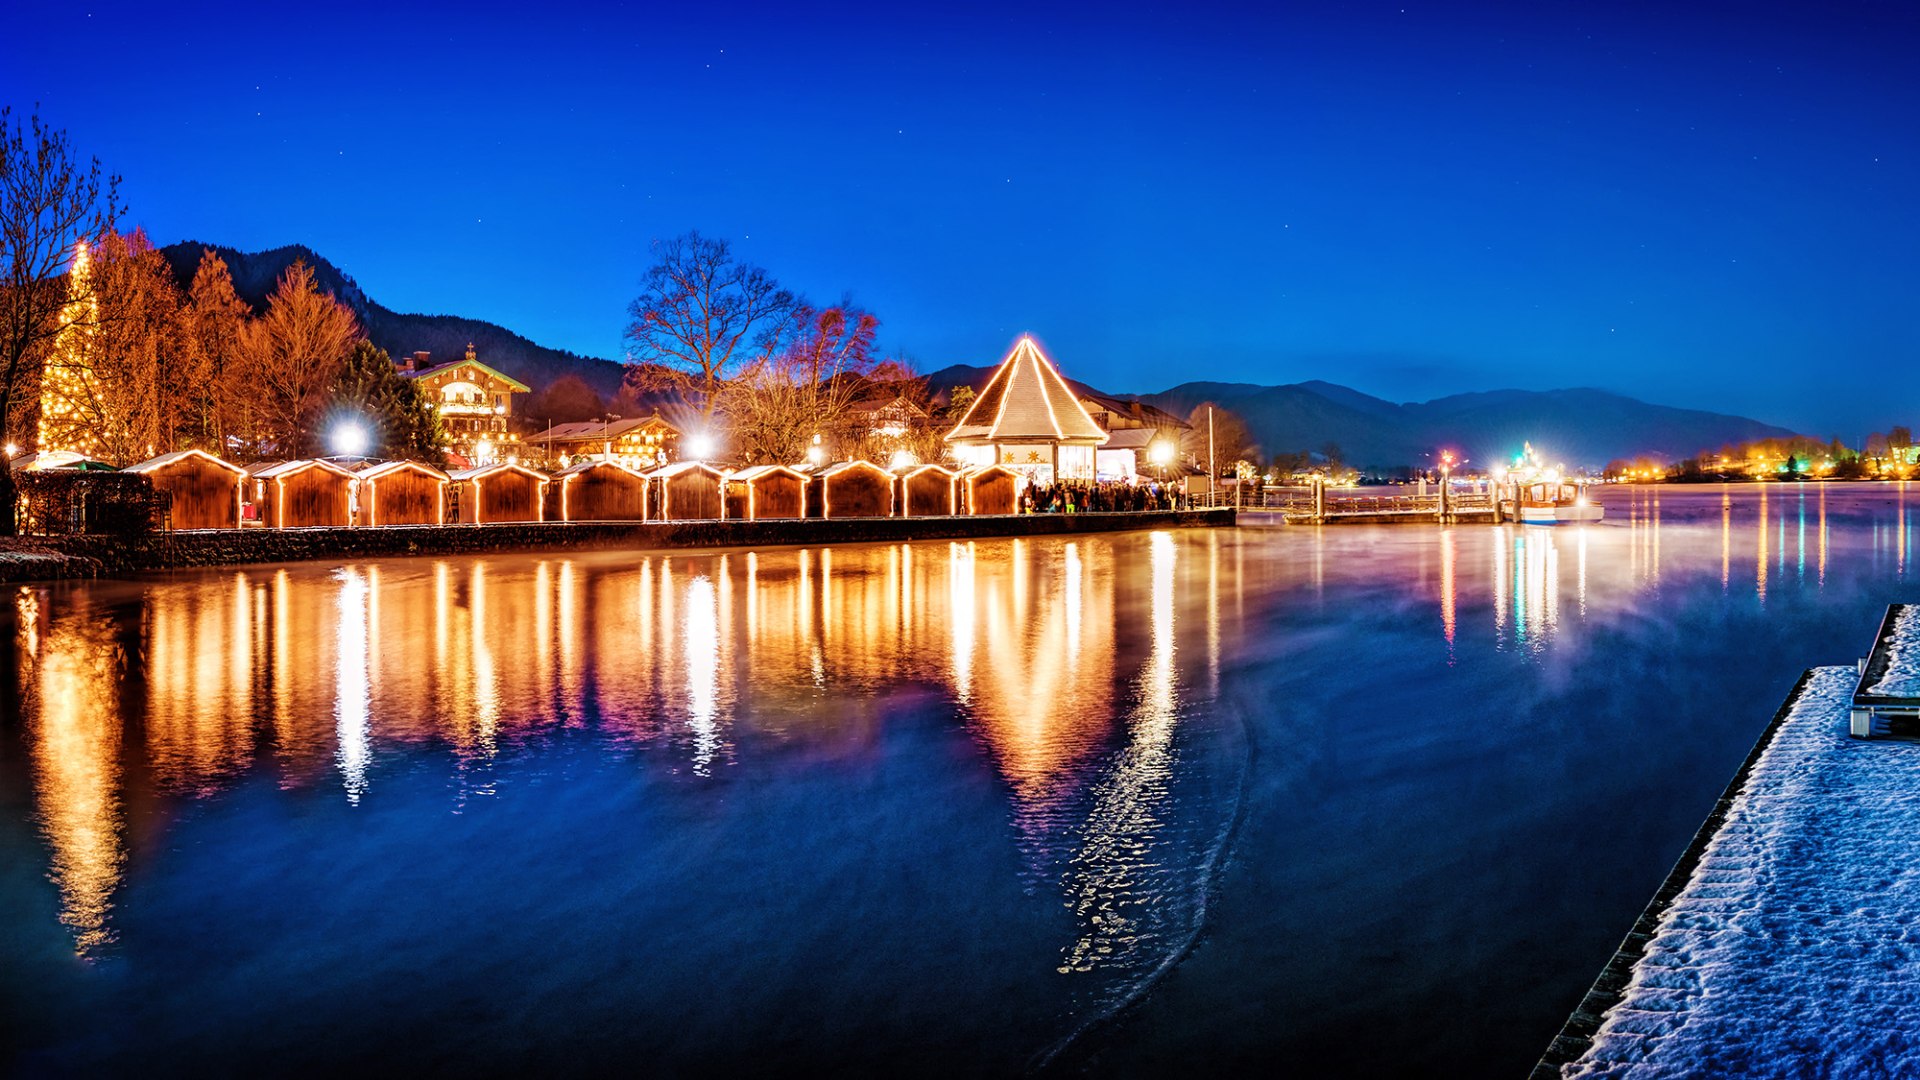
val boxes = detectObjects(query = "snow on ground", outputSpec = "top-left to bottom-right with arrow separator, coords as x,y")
1564,667 -> 1920,1079
1868,606 -> 1920,697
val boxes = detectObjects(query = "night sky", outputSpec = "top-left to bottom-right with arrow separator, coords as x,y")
4,1 -> 1915,435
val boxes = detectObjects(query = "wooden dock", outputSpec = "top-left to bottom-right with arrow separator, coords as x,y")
1850,603 -> 1920,737
1231,485 -> 1503,525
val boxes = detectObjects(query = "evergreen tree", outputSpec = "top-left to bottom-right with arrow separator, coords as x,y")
330,340 -> 445,464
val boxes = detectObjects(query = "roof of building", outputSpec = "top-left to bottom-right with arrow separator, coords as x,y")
125,449 -> 246,476
354,459 -> 451,481
525,415 -> 678,446
892,461 -> 958,478
848,394 -> 929,419
253,458 -> 357,480
1097,427 -> 1164,450
648,460 -> 726,479
400,352 -> 532,393
945,337 -> 1108,446
817,459 -> 891,478
553,458 -> 648,480
448,462 -> 549,483
10,451 -> 117,472
1074,389 -> 1191,431
730,464 -> 805,482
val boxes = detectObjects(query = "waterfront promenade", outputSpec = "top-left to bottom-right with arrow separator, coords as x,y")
1538,665 -> 1920,1077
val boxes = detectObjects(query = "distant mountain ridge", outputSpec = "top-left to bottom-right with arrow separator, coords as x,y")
161,242 -> 1796,467
922,363 -> 1796,468
158,242 -> 628,398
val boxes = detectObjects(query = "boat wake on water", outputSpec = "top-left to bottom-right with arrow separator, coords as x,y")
1023,668 -> 1257,1073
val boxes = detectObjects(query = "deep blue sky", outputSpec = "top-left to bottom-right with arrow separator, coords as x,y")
4,1 -> 1916,434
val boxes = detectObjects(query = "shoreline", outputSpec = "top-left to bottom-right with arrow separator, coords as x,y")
0,508 -> 1236,582
1530,668 -> 1816,1078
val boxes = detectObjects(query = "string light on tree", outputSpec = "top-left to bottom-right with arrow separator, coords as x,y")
37,241 -> 103,458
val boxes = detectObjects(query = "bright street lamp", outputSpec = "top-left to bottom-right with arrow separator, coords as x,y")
333,422 -> 368,457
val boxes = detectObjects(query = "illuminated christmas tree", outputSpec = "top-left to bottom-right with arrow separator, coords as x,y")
36,241 -> 102,458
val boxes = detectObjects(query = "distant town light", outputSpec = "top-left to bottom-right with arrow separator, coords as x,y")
889,449 -> 916,470
333,422 -> 368,457
686,434 -> 714,460
3,443 -> 16,459
1149,441 -> 1174,466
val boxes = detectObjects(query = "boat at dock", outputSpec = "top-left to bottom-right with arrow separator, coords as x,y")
1498,443 -> 1604,524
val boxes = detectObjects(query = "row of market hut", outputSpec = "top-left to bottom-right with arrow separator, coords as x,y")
119,450 -> 1025,530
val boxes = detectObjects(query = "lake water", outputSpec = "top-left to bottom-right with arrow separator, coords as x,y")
3,484 -> 1916,1076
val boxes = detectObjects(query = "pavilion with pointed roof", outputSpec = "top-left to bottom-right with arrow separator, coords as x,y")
944,336 -> 1107,482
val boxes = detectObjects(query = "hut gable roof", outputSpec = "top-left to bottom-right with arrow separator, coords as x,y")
253,458 -> 357,481
126,449 -> 245,477
554,458 -> 646,480
945,337 -> 1108,446
817,459 -> 890,479
960,463 -> 1019,480
731,464 -> 805,483
355,460 -> 450,482
648,461 -> 726,479
893,462 -> 958,479
448,463 -> 549,483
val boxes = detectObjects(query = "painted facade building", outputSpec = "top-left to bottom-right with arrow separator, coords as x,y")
398,345 -> 529,467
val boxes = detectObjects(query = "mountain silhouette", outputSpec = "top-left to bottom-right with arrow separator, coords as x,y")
921,363 -> 1796,468
159,242 -> 628,398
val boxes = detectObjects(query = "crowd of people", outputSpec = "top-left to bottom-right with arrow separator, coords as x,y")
1020,479 -> 1190,514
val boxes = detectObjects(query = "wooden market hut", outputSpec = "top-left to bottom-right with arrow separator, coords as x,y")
354,460 -> 449,526
961,464 -> 1020,515
126,449 -> 245,530
893,463 -> 959,517
254,459 -> 356,528
725,464 -> 807,520
809,460 -> 893,518
449,463 -> 549,524
552,459 -> 648,522
648,461 -> 726,520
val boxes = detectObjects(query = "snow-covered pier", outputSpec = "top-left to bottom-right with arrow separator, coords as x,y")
1535,664 -> 1920,1077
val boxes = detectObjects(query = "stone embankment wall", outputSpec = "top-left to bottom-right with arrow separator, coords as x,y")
0,509 -> 1236,582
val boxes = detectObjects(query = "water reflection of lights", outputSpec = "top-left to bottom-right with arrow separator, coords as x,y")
335,567 -> 372,805
20,593 -> 126,956
684,575 -> 723,775
10,534 -> 1205,973
949,543 -> 976,704
1491,526 -> 1565,652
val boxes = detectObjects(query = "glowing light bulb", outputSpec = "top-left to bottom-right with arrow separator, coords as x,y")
334,423 -> 368,457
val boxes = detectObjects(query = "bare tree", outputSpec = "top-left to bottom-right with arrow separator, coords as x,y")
236,260 -> 359,458
0,106 -> 119,530
1180,402 -> 1258,475
720,303 -> 882,465
623,231 -> 794,423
